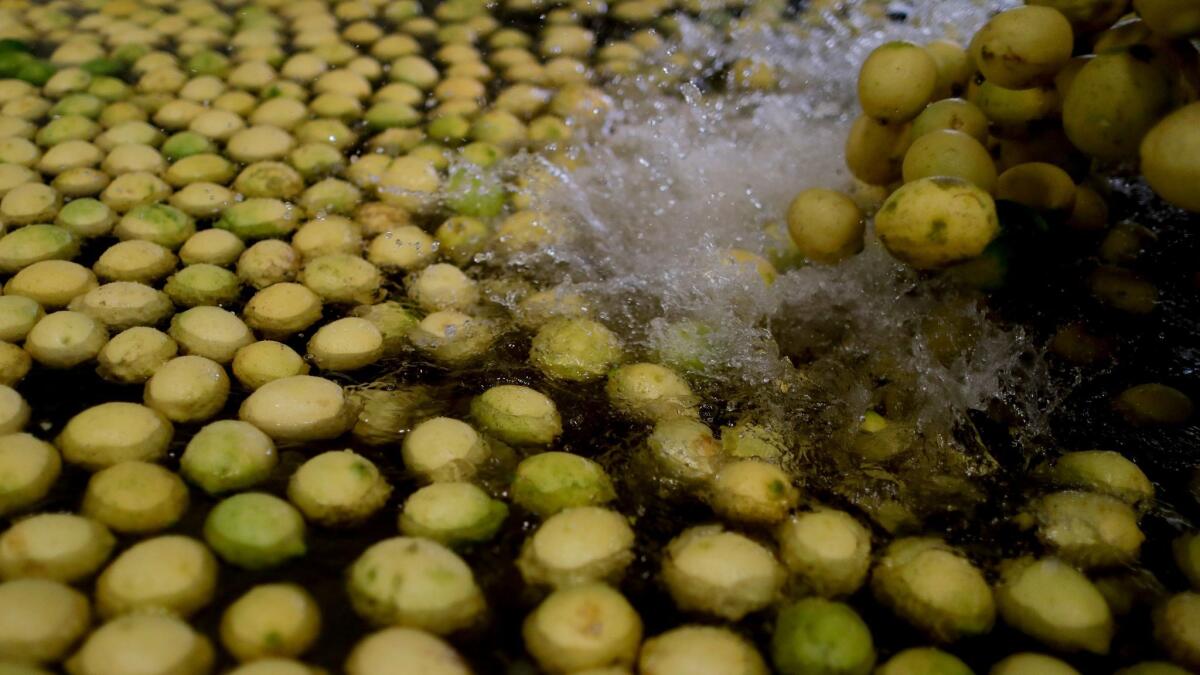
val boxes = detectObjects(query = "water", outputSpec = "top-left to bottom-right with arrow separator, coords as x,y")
431,6 -> 1200,669
10,0 -> 1199,670
477,0 -> 1045,530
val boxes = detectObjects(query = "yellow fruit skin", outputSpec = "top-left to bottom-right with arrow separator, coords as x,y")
1134,0 -> 1200,37
1063,51 -> 1171,161
993,128 -> 1081,174
1154,592 -> 1200,671
786,188 -> 865,264
1030,0 -> 1131,32
924,40 -> 972,100
968,79 -> 1059,130
1140,102 -> 1200,212
996,558 -> 1115,655
970,6 -> 1075,89
1055,57 -> 1091,102
857,42 -> 938,123
874,176 -> 999,270
1066,186 -> 1110,230
1093,17 -> 1161,53
845,115 -> 911,187
871,538 -> 995,642
911,98 -> 989,143
901,129 -> 997,192
995,162 -> 1077,212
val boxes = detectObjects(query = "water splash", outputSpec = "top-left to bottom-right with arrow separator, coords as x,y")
484,0 -> 1047,527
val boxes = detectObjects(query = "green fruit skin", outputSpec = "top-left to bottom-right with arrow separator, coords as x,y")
876,647 -> 973,675
446,170 -> 506,217
510,453 -> 615,517
0,39 -> 32,54
0,51 -> 32,78
772,598 -> 876,675
204,493 -> 306,570
17,60 -> 56,86
81,58 -> 125,77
